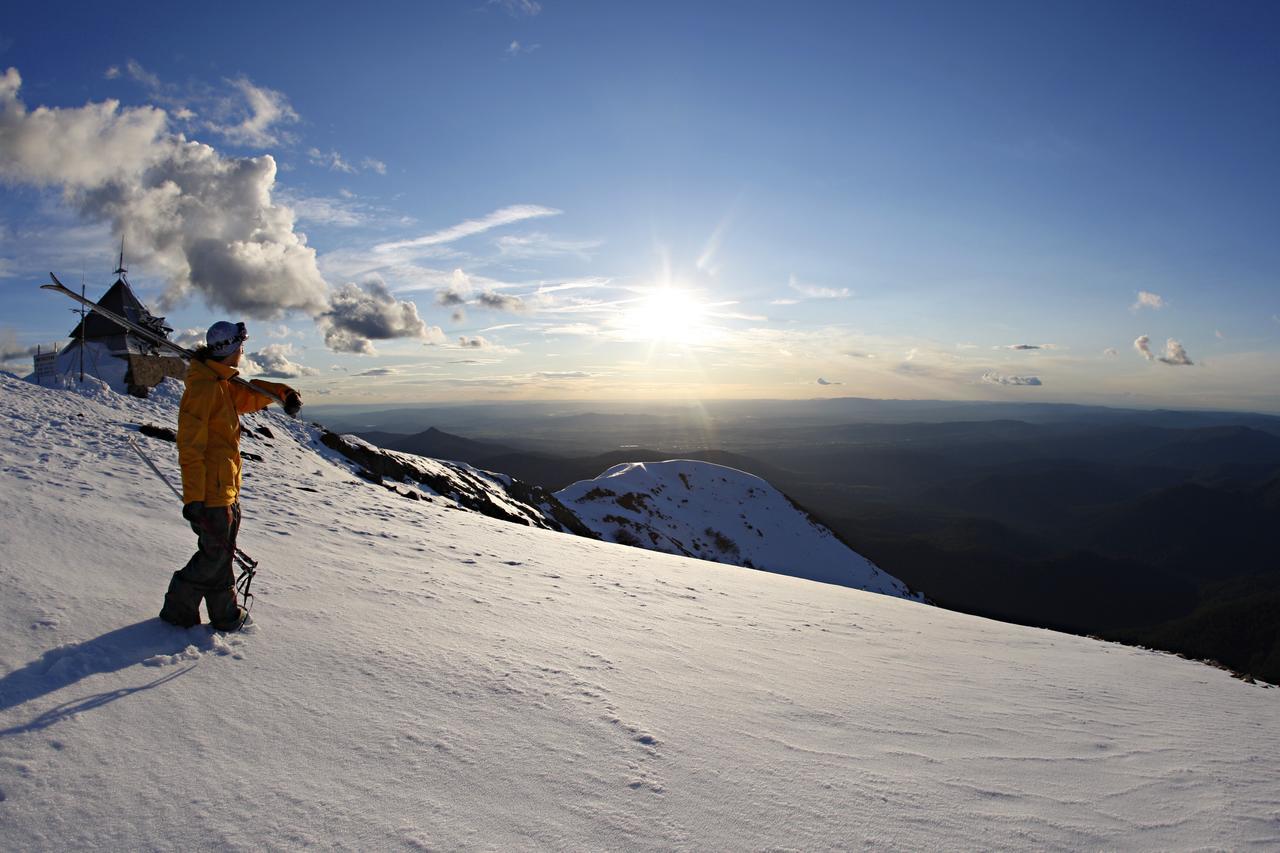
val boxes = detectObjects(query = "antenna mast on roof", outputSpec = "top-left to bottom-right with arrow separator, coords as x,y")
114,237 -> 127,282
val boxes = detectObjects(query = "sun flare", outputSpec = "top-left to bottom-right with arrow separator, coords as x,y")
621,287 -> 712,345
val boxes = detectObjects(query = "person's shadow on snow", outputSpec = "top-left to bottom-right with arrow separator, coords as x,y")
0,619 -> 211,736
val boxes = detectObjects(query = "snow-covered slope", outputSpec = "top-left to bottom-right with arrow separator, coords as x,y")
557,459 -> 917,598
1,372 -> 1278,851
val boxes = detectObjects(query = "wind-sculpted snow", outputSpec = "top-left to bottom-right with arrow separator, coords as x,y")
557,459 -> 919,599
1,371 -> 1278,850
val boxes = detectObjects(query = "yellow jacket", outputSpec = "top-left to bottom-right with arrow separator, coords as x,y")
177,359 -> 290,507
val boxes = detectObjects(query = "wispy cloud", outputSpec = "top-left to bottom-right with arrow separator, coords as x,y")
307,148 -> 356,173
789,273 -> 850,300
496,232 -> 599,260
506,40 -> 541,57
537,371 -> 593,380
214,77 -> 300,148
816,377 -> 843,386
982,371 -> 1043,386
490,0 -> 542,16
998,343 -> 1056,350
1131,290 -> 1165,311
1135,335 -> 1194,366
375,205 -> 560,254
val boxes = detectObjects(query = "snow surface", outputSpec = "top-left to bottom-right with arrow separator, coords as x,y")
1,371 -> 1278,851
556,460 -> 918,598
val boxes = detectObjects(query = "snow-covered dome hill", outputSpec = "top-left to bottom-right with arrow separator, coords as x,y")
556,460 -> 919,599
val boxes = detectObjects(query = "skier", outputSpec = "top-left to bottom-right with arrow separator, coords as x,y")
159,320 -> 302,630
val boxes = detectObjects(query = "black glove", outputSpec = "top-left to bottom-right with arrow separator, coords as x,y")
283,390 -> 303,417
183,501 -> 205,530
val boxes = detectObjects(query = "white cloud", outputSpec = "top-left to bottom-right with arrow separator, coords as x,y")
999,343 -> 1055,350
1134,335 -> 1195,366
307,148 -> 356,174
360,157 -> 387,175
536,371 -> 592,380
0,67 -> 329,319
0,328 -> 36,361
322,280 -> 446,354
982,371 -> 1043,386
789,273 -> 850,300
1131,290 -> 1165,311
495,232 -> 599,260
243,342 -> 318,378
214,77 -> 299,148
1103,347 -> 1119,356
506,41 -> 541,57
491,0 -> 542,16
374,205 -> 560,255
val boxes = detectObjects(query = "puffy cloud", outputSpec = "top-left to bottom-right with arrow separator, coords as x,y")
321,280 -> 441,354
1132,290 -> 1165,311
243,342 -> 318,378
0,328 -> 37,361
1162,339 -> 1194,365
458,336 -> 489,348
476,290 -> 526,312
172,327 -> 206,349
0,67 -> 330,319
982,371 -> 1043,386
1135,335 -> 1195,366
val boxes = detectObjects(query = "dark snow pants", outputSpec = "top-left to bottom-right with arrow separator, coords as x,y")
160,502 -> 242,628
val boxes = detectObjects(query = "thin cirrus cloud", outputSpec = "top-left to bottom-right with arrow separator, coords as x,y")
789,274 -> 850,300
374,205 -> 561,255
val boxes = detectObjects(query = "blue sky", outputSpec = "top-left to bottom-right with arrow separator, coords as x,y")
1,1 -> 1278,411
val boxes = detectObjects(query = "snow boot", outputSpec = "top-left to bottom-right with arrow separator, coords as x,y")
159,573 -> 203,627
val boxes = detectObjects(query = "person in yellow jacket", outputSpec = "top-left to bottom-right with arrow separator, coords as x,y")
159,320 -> 301,630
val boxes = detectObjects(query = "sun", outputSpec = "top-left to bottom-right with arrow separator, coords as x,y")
620,286 -> 711,345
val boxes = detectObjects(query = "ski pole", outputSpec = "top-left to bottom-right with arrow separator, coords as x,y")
126,435 -> 260,574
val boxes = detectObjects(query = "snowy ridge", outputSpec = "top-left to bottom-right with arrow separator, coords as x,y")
316,431 -> 595,536
1,372 -> 1278,850
557,460 -> 918,598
